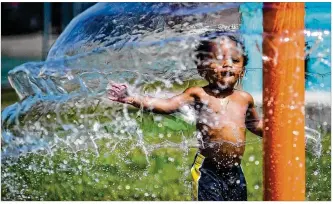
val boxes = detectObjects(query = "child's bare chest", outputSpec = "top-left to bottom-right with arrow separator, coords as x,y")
194,95 -> 248,128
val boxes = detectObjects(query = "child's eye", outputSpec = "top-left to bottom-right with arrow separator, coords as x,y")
232,58 -> 240,63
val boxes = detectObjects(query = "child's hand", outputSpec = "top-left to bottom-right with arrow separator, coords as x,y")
107,82 -> 130,103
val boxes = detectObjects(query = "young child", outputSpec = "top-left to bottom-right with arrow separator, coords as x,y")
107,32 -> 263,201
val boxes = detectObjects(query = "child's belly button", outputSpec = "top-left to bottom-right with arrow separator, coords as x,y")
207,129 -> 246,142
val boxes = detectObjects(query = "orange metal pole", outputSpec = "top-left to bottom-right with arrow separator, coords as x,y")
263,3 -> 305,201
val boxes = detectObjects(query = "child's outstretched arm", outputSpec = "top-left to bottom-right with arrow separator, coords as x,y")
245,95 -> 263,137
107,82 -> 198,114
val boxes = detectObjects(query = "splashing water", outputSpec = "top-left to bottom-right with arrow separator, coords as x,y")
305,127 -> 322,158
1,2 -> 330,201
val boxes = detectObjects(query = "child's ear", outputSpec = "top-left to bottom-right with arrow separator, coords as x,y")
240,67 -> 245,77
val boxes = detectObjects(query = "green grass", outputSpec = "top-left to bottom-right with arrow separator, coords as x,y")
1,88 -> 19,110
305,131 -> 331,201
243,131 -> 331,201
1,89 -> 331,201
1,112 -> 331,201
242,133 -> 263,201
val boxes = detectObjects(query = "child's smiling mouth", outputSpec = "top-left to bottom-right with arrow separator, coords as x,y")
221,71 -> 235,77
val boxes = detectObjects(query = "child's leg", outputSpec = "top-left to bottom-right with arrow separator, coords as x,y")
224,166 -> 247,201
191,153 -> 225,201
196,168 -> 226,200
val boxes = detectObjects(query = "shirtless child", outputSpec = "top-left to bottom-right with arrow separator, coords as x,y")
107,32 -> 263,201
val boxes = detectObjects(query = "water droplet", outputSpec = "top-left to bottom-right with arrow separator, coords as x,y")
262,56 -> 269,61
168,157 -> 175,162
93,122 -> 100,132
311,31 -> 319,37
249,156 -> 255,162
255,161 -> 259,165
254,185 -> 259,190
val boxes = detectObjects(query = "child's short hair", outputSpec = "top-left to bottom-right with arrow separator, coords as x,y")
195,31 -> 248,67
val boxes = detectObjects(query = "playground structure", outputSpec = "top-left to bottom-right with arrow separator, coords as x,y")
263,2 -> 305,200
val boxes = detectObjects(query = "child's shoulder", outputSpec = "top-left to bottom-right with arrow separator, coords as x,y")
234,89 -> 254,104
183,86 -> 205,97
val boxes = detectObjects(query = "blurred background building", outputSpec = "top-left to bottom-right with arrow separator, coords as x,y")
1,2 -> 95,108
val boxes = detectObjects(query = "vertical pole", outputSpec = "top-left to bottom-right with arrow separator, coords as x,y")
263,3 -> 305,201
72,3 -> 82,17
42,2 -> 51,60
61,3 -> 71,32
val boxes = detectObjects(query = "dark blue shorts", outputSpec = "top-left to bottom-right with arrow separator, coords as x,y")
191,152 -> 247,201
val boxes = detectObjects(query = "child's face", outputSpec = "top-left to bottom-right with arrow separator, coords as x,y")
198,37 -> 245,90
